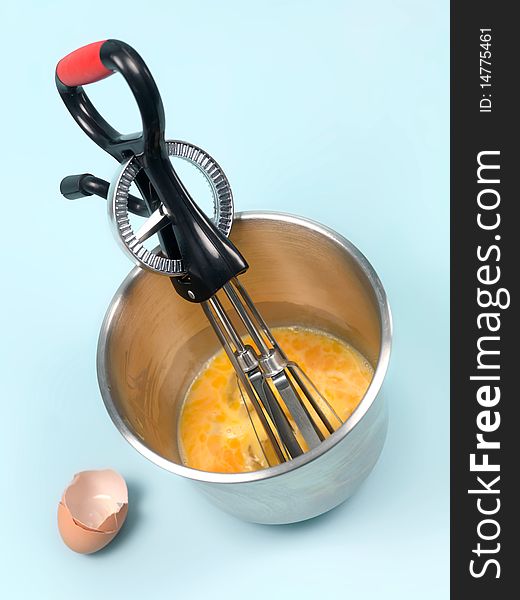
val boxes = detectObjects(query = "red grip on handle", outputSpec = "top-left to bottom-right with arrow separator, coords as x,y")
56,41 -> 113,87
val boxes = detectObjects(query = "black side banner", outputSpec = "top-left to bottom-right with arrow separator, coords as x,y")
451,2 -> 518,597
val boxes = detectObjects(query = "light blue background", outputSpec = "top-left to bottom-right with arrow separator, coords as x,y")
0,1 -> 448,598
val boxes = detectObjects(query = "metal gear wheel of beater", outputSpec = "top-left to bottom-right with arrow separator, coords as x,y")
108,140 -> 234,276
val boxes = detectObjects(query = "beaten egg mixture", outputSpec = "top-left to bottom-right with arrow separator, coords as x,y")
178,326 -> 373,473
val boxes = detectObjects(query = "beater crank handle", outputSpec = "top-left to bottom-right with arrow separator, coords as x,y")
60,173 -> 150,217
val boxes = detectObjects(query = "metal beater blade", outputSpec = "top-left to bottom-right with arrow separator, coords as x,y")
202,278 -> 344,463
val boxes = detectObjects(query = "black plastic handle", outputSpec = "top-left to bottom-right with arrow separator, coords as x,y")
56,39 -> 165,162
56,40 -> 248,301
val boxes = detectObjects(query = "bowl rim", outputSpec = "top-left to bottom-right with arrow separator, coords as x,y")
97,210 -> 393,484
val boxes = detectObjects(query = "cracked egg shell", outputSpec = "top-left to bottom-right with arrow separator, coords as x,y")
57,469 -> 128,554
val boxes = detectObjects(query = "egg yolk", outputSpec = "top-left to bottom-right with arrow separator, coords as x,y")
178,327 -> 373,473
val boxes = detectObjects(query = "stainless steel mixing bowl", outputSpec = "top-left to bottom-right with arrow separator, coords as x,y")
97,211 -> 392,524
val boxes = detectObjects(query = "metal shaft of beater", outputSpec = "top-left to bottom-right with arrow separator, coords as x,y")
233,278 -> 337,435
211,292 -> 304,459
204,293 -> 304,460
222,281 -> 323,451
201,298 -> 288,463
